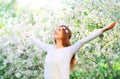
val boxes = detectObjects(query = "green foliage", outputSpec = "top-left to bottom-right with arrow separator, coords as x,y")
0,0 -> 120,79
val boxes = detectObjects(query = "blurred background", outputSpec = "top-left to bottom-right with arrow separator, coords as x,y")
0,0 -> 120,79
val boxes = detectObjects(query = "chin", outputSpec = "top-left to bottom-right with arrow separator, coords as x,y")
54,37 -> 58,39
53,35 -> 57,39
53,34 -> 62,39
54,36 -> 61,39
54,35 -> 58,38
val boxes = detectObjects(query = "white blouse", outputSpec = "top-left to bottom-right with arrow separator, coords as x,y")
29,29 -> 102,79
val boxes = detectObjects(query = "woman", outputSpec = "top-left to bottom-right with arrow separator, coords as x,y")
26,22 -> 116,79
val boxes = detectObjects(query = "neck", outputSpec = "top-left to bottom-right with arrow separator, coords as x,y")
55,39 -> 64,49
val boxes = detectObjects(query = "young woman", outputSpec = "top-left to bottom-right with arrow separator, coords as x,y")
26,22 -> 116,79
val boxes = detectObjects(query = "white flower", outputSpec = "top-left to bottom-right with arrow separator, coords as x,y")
62,27 -> 66,29
65,30 -> 69,33
15,72 -> 21,78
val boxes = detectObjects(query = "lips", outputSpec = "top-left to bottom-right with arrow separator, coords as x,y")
54,31 -> 58,35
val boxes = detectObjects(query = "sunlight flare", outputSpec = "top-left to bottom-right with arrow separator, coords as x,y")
17,0 -> 65,11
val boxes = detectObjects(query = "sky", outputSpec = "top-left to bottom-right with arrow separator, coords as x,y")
17,0 -> 66,11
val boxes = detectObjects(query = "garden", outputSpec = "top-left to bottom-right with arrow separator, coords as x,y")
0,0 -> 120,79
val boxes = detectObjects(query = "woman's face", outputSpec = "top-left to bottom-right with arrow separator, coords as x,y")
54,26 -> 63,39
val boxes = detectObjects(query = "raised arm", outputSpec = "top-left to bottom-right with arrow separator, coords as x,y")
69,22 -> 117,54
25,34 -> 54,52
101,22 -> 116,32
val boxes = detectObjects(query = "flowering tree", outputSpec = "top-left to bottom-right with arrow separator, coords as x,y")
0,0 -> 120,79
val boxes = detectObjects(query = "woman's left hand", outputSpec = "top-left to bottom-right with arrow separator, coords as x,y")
102,22 -> 117,32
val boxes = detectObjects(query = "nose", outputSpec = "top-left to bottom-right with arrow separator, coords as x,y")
54,30 -> 57,34
55,30 -> 57,33
55,29 -> 58,33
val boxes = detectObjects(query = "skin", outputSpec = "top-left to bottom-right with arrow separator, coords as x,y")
54,26 -> 63,40
54,26 -> 64,49
25,22 -> 117,49
101,22 -> 117,33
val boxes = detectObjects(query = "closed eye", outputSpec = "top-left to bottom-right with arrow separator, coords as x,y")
58,29 -> 61,31
55,27 -> 63,32
56,28 -> 62,31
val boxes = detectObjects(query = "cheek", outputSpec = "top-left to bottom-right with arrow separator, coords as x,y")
54,32 -> 63,38
58,32 -> 63,38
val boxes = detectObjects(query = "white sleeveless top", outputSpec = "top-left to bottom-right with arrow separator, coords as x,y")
29,29 -> 102,79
